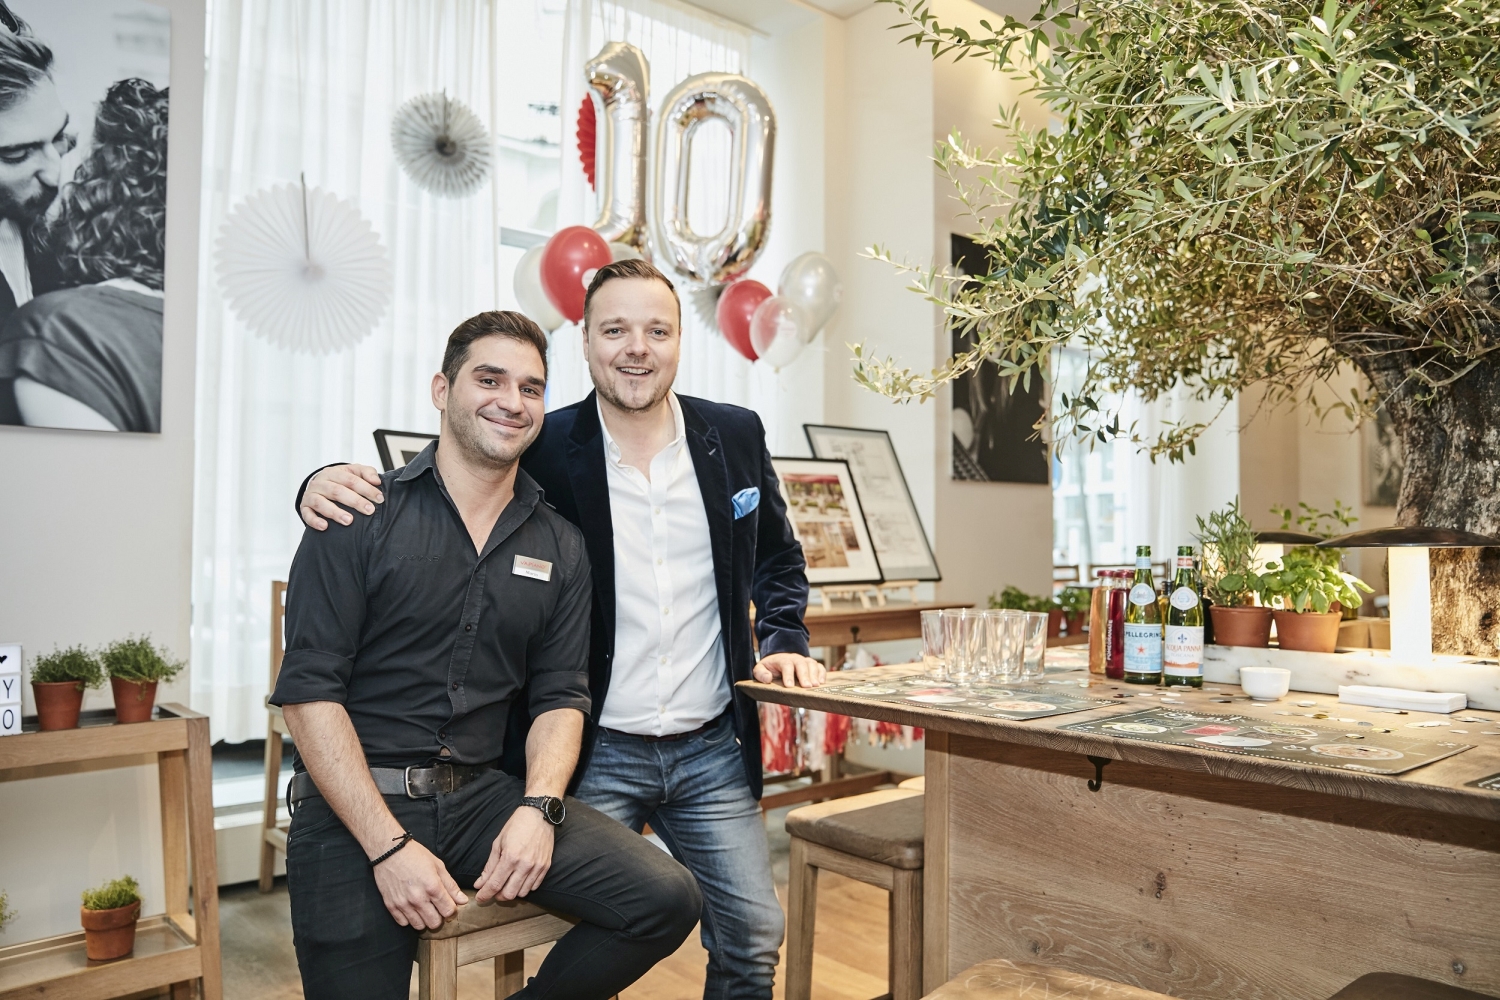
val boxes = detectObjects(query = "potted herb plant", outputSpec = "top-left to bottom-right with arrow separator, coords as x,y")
102,636 -> 184,724
1057,586 -> 1091,636
80,876 -> 141,961
30,646 -> 105,731
1194,499 -> 1271,647
1261,549 -> 1373,653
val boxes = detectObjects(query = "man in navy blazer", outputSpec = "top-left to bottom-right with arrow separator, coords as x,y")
298,259 -> 824,998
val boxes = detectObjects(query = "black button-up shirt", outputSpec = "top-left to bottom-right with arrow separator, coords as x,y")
270,442 -> 592,768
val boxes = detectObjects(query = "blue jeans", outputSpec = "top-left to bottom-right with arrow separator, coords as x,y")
575,713 -> 784,1000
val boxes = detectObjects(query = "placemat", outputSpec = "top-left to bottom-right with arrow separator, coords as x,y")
819,671 -> 1113,721
1064,706 -> 1473,774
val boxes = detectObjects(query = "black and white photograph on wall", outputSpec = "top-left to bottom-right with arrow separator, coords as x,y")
949,233 -> 1048,484
0,0 -> 170,434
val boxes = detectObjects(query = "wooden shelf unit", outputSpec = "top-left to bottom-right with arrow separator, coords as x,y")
0,704 -> 222,1000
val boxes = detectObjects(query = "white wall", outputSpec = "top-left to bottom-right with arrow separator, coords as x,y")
0,0 -> 204,942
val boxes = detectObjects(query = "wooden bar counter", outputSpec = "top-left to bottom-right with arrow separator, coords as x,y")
740,662 -> 1500,999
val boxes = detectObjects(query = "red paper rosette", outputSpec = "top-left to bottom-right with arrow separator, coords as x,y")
577,95 -> 597,191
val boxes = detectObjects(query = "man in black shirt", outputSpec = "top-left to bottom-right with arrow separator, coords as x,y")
270,311 -> 699,1000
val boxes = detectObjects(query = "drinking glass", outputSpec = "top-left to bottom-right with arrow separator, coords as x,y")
984,610 -> 1024,683
941,609 -> 980,684
920,609 -> 946,679
1021,611 -> 1048,681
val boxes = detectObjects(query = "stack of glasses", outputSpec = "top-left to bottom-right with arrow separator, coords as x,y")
920,608 -> 1048,684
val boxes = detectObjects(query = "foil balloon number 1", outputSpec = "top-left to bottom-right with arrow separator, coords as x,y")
585,43 -> 775,288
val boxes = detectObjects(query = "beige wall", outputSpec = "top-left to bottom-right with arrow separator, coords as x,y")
0,0 -> 204,941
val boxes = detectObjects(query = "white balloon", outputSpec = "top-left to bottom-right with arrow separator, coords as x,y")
778,251 -> 841,340
609,241 -> 643,262
750,296 -> 808,370
514,244 -> 566,333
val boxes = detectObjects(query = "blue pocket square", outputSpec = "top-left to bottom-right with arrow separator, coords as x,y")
732,487 -> 760,520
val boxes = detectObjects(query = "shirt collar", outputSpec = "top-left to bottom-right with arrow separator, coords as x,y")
394,437 -> 544,505
597,392 -> 686,466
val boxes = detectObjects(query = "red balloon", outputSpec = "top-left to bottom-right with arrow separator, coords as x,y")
716,279 -> 771,361
541,226 -> 612,323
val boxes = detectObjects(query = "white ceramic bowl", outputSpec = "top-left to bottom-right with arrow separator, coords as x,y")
1239,666 -> 1292,701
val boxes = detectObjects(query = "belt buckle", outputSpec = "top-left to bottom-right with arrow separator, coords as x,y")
404,764 -> 421,798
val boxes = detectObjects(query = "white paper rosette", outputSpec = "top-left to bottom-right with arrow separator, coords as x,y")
391,92 -> 493,198
215,183 -> 392,355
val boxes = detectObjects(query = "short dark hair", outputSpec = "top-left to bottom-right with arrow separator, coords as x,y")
0,29 -> 51,114
442,311 -> 550,384
582,257 -> 681,329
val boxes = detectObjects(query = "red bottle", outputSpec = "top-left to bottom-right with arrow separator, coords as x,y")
1105,570 -> 1128,680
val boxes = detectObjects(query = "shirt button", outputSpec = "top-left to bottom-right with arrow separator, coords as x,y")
452,682 -> 460,690
464,624 -> 473,632
660,656 -> 667,664
656,557 -> 663,565
663,607 -> 671,615
653,507 -> 662,515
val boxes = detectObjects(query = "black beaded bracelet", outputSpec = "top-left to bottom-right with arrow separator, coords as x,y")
369,831 -> 415,868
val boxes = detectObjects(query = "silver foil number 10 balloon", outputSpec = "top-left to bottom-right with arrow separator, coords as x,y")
582,43 -> 775,285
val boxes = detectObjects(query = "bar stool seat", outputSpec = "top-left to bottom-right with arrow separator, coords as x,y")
416,898 -> 574,1000
923,959 -> 1174,999
1326,973 -> 1494,999
785,788 -> 924,1000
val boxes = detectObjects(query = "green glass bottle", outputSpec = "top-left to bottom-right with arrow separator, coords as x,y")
1163,545 -> 1205,688
1123,544 -> 1163,684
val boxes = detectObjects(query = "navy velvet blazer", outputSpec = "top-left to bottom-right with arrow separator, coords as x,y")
514,392 -> 810,798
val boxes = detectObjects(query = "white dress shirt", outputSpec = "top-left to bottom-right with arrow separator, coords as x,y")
595,392 -> 730,736
0,218 -> 32,306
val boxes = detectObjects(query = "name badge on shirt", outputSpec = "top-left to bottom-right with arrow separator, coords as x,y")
513,555 -> 553,582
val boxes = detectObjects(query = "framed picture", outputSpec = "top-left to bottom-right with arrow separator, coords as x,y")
771,457 -> 883,586
1363,407 -> 1403,507
803,424 -> 942,581
373,428 -> 438,472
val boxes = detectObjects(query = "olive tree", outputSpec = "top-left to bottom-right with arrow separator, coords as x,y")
857,0 -> 1500,654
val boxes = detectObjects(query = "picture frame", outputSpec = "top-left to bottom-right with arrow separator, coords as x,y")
770,457 -> 884,586
373,429 -> 438,472
803,424 -> 942,581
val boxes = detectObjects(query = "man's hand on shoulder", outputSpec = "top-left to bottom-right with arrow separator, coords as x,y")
474,804 -> 556,902
301,464 -> 384,530
753,652 -> 826,688
371,838 -> 468,930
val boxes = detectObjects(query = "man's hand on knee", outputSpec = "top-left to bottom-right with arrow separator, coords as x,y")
300,464 -> 383,530
372,840 -> 467,930
474,807 -> 555,903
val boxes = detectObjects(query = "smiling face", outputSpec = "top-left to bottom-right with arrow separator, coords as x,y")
583,276 -> 681,413
432,334 -> 547,471
0,77 -> 67,224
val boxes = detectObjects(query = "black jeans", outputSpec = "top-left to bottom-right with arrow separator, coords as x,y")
285,768 -> 701,1000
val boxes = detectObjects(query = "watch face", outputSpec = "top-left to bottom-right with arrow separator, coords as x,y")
544,797 -> 566,824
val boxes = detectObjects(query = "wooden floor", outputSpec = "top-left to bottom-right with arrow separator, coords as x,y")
218,810 -> 892,1000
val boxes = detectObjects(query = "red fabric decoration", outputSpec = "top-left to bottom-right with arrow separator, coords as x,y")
577,96 -> 597,191
760,703 -> 795,773
823,713 -> 851,755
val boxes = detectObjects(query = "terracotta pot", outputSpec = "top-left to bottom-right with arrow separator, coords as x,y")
32,680 -> 85,731
110,677 -> 158,724
1273,608 -> 1343,653
1046,609 -> 1064,638
1065,612 -> 1087,636
1209,606 -> 1272,648
80,901 -> 140,961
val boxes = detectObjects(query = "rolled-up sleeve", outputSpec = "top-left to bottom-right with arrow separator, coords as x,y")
270,515 -> 370,707
524,525 -> 593,718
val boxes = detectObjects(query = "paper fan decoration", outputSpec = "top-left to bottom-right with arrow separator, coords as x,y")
391,92 -> 493,198
216,181 -> 392,355
577,95 -> 597,190
688,283 -> 725,332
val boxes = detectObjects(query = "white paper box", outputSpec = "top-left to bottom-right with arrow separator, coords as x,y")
1338,685 -> 1466,714
0,703 -> 20,736
0,672 -> 21,705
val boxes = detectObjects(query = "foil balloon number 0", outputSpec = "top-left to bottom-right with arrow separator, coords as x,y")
585,43 -> 775,287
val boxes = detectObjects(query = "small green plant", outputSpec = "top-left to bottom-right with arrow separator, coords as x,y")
0,890 -> 15,934
1056,586 -> 1091,616
102,636 -> 184,683
989,585 -> 1052,612
1271,501 -> 1359,541
31,646 -> 104,689
1194,498 -> 1265,608
1261,547 -> 1372,615
81,876 -> 141,912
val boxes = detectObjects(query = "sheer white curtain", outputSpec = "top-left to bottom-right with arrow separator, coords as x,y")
192,0 -> 563,742
1122,387 -> 1241,559
550,0 -> 780,418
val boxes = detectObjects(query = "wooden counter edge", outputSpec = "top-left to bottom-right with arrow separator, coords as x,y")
737,679 -> 1500,822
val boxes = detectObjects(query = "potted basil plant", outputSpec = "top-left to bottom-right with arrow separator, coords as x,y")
103,636 -> 184,724
1194,499 -> 1271,647
31,646 -> 105,731
80,876 -> 141,961
1260,548 -> 1373,653
1056,586 -> 1091,636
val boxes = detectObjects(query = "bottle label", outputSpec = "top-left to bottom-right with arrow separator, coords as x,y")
1176,556 -> 1193,569
1164,625 -> 1204,675
1129,583 -> 1156,606
1135,556 -> 1151,569
1124,623 -> 1163,674
1170,586 -> 1199,611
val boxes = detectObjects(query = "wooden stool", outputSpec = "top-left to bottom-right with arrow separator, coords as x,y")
259,580 -> 290,892
785,788 -> 924,1000
417,899 -> 574,1000
923,959 -> 1174,999
1326,973 -> 1494,999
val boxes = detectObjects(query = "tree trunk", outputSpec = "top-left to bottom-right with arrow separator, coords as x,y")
1360,354 -> 1500,657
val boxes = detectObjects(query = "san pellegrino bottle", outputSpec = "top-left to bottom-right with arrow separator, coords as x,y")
1164,545 -> 1205,688
1123,545 -> 1163,684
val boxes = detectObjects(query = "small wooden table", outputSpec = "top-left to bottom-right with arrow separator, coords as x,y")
741,665 -> 1500,998
0,705 -> 222,1000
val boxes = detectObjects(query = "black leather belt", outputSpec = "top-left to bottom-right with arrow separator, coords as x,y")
600,720 -> 713,743
288,762 -> 495,806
